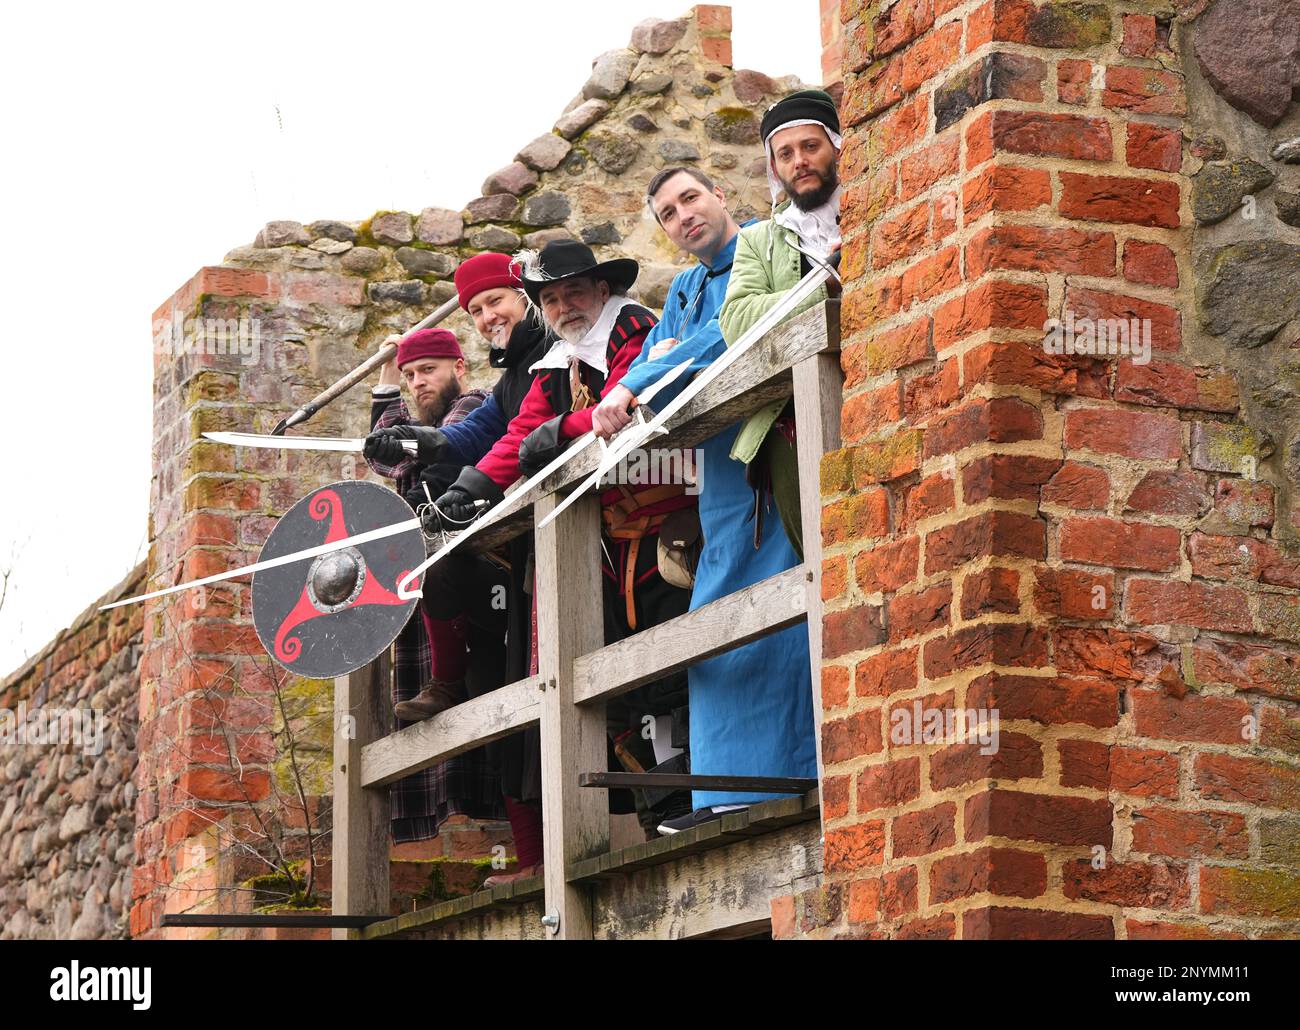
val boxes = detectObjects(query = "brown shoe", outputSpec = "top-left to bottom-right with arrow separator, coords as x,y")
393,679 -> 465,722
484,862 -> 543,887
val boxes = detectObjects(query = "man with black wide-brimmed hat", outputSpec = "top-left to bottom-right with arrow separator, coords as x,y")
434,238 -> 698,836
430,241 -> 645,504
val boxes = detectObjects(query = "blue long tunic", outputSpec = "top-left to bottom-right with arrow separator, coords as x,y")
621,231 -> 817,810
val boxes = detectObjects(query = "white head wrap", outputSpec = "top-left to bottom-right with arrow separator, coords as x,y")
764,118 -> 844,260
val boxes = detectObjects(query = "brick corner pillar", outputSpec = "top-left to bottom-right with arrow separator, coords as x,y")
687,4 -> 735,69
804,0 -> 1300,940
132,263 -> 371,938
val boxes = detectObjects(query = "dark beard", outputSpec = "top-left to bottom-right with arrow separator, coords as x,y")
414,380 -> 461,427
787,166 -> 840,212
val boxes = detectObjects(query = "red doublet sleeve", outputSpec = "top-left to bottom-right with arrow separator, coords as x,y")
474,373 -> 560,489
558,310 -> 656,439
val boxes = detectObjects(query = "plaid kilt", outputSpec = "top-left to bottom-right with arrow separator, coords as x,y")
387,606 -> 506,842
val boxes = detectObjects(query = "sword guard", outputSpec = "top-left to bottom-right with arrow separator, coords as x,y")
633,407 -> 668,438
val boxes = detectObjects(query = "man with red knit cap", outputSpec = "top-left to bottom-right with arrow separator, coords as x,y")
365,326 -> 477,487
364,253 -> 550,864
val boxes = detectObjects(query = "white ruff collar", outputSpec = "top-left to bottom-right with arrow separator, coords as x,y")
529,296 -> 636,375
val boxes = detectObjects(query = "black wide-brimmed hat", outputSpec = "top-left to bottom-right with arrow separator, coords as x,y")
517,239 -> 639,304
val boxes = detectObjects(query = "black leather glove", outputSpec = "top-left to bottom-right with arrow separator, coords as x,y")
432,466 -> 506,527
518,415 -> 568,477
364,425 -> 448,465
402,463 -> 460,512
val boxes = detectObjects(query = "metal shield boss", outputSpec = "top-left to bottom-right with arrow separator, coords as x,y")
252,481 -> 423,678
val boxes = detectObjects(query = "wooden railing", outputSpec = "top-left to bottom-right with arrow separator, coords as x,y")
333,300 -> 842,939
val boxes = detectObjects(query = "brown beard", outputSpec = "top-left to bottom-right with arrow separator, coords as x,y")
785,164 -> 840,212
414,380 -> 462,427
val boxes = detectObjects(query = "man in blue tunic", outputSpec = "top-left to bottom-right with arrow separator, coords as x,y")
591,167 -> 817,833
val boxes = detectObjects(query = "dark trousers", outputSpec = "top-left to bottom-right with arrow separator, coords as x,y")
601,533 -> 691,820
502,531 -> 693,833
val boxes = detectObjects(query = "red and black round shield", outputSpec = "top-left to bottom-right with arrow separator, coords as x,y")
252,480 -> 424,678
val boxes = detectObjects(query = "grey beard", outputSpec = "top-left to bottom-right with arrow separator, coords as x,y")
556,318 -> 595,345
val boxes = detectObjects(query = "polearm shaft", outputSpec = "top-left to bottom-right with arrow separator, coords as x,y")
270,295 -> 462,435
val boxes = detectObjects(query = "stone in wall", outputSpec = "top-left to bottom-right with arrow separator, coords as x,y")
1275,136 -> 1300,164
1191,159 -> 1275,225
1194,0 -> 1300,128
1276,190 -> 1300,228
1199,240 -> 1300,348
415,208 -> 463,245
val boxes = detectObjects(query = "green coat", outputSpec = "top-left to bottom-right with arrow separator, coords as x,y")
718,202 -> 831,464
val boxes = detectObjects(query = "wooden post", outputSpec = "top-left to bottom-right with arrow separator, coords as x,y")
792,320 -> 843,829
331,652 -> 392,940
533,491 -> 608,940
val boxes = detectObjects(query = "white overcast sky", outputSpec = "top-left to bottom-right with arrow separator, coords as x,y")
0,0 -> 820,675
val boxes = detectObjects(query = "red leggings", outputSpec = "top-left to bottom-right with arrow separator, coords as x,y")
504,796 -> 543,867
419,605 -> 468,683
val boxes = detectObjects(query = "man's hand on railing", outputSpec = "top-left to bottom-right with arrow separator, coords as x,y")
431,466 -> 504,528
592,385 -> 638,440
825,245 -> 842,299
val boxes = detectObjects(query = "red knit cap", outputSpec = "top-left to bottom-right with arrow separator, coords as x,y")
396,327 -> 463,368
454,251 -> 522,311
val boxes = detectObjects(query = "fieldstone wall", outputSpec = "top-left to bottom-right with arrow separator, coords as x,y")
132,4 -> 813,938
219,5 -> 804,394
1184,0 -> 1300,529
0,564 -> 145,939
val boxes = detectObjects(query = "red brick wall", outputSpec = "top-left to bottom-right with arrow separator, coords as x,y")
134,266 -> 368,938
797,0 -> 1300,939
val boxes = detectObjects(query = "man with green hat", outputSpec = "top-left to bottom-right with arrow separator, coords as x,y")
719,87 -> 843,558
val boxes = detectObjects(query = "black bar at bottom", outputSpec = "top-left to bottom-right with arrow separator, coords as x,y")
579,772 -> 817,794
161,914 -> 386,929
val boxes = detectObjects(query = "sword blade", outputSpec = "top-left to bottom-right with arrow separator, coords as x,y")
537,260 -> 836,531
388,356 -> 699,598
100,516 -> 423,611
634,354 -> 695,405
538,418 -> 655,529
204,431 -> 417,455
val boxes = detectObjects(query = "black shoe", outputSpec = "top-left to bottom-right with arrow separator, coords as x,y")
656,805 -> 750,836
